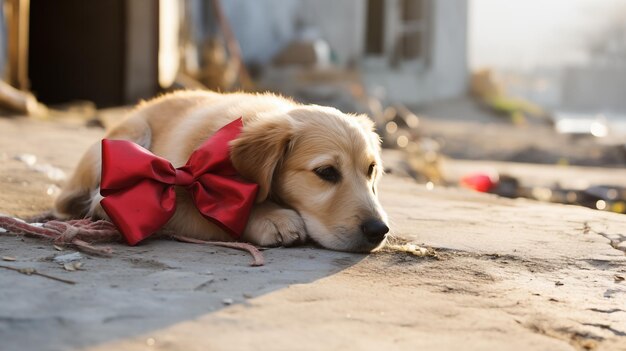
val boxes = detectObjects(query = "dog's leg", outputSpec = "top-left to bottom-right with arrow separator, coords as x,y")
54,116 -> 151,218
241,201 -> 307,247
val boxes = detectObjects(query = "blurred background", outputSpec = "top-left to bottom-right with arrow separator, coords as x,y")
1,0 -> 625,214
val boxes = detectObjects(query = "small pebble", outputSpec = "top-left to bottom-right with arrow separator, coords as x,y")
46,184 -> 61,196
53,252 -> 83,264
14,153 -> 37,166
222,298 -> 234,305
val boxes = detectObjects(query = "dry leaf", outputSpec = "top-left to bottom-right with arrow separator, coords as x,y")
63,262 -> 83,271
2,256 -> 16,261
18,268 -> 36,275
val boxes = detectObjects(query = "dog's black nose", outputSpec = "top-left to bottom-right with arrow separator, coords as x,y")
361,219 -> 389,243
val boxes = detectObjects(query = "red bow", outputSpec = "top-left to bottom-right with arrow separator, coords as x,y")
100,118 -> 258,245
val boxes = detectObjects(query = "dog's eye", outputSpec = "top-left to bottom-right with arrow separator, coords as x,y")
368,163 -> 376,178
314,166 -> 340,183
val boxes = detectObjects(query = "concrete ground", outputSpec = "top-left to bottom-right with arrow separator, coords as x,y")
1,116 -> 626,351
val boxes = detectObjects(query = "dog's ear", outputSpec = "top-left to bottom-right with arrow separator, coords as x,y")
353,114 -> 384,183
353,114 -> 382,152
230,116 -> 293,202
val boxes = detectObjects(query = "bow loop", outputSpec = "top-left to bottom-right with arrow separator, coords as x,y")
100,118 -> 258,245
100,139 -> 177,195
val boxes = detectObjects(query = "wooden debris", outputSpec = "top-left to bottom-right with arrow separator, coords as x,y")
0,80 -> 47,116
0,264 -> 76,285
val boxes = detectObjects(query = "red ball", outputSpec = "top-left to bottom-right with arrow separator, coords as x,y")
460,173 -> 496,193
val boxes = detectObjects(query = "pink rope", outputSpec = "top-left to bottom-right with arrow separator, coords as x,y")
171,234 -> 265,267
0,216 -> 117,256
0,215 -> 265,266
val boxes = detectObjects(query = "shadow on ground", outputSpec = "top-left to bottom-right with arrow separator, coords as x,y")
0,236 -> 369,351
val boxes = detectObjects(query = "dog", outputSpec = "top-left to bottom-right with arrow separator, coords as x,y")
54,91 -> 389,252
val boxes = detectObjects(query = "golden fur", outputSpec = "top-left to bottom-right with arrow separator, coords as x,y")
54,91 -> 389,252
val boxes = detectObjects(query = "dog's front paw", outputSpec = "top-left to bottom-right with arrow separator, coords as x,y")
243,205 -> 307,247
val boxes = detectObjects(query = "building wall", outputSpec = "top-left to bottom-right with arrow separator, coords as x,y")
222,0 -> 468,105
222,0 -> 299,64
363,0 -> 469,105
429,0 -> 469,101
222,0 -> 364,66
299,0 -> 365,66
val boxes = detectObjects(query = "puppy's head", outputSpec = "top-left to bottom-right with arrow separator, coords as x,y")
230,106 -> 388,252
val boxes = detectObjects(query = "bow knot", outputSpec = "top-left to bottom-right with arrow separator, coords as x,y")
174,169 -> 194,186
100,118 -> 258,245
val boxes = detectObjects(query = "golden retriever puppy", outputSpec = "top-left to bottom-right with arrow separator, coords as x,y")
54,91 -> 389,252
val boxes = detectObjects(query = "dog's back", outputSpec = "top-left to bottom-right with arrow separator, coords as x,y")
54,91 -> 296,218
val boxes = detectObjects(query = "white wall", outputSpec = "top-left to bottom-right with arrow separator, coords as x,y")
223,0 -> 300,64
363,0 -> 469,105
223,0 -> 364,66
429,0 -> 469,100
299,0 -> 365,66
